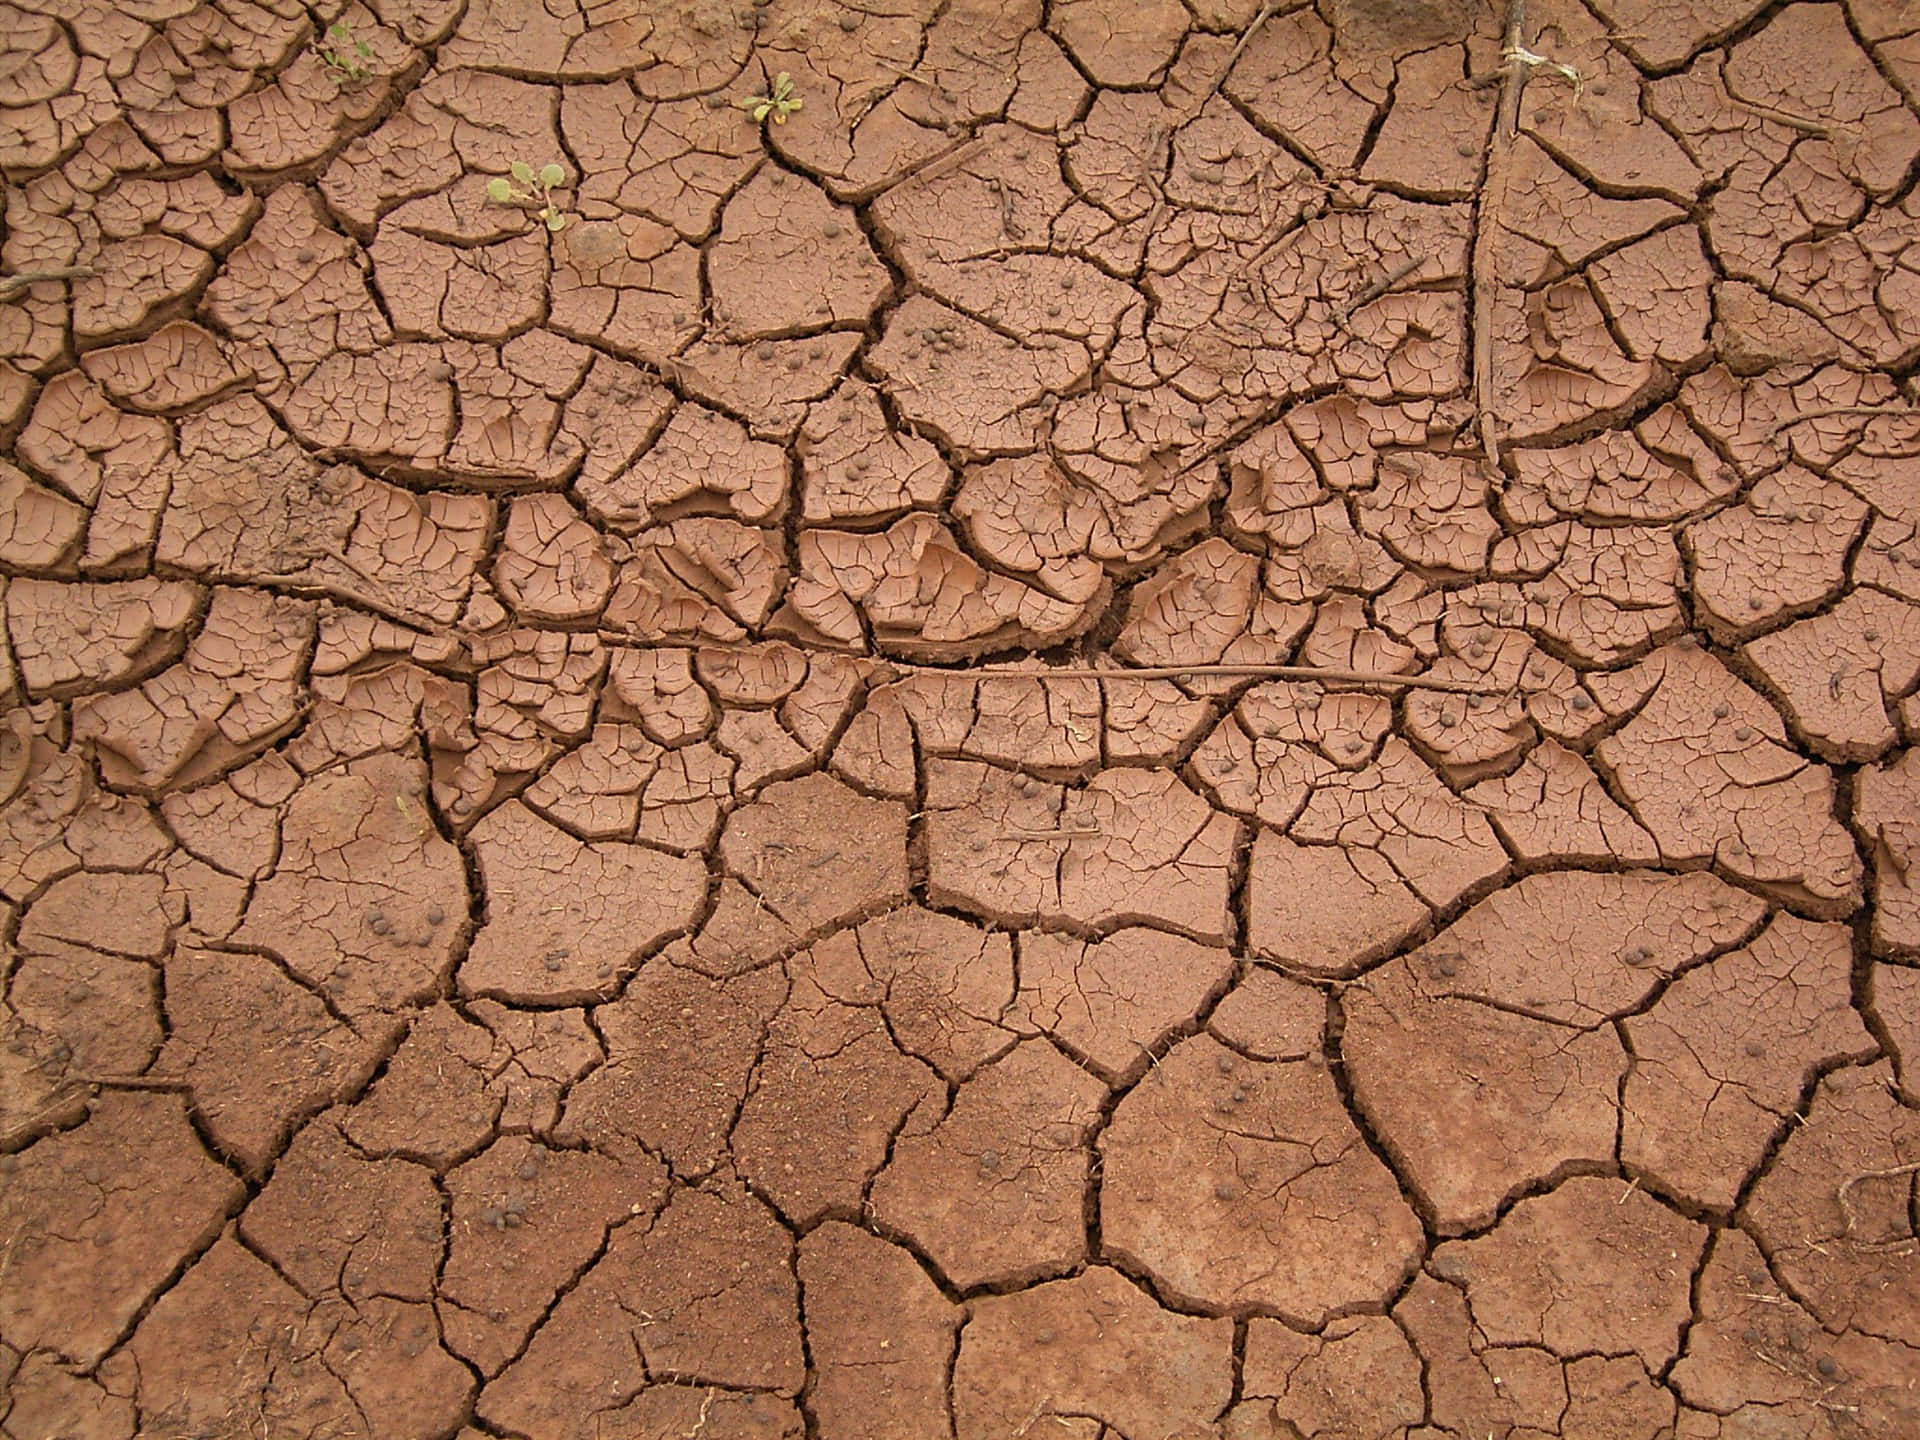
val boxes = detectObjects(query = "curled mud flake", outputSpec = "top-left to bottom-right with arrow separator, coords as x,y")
1585,225 -> 1714,372
799,378 -> 949,524
1247,831 -> 1429,978
558,958 -> 783,1177
69,588 -> 314,793
479,1186 -> 801,1436
18,870 -> 176,960
1744,589 -> 1920,762
1431,1177 -> 1707,1370
69,233 -> 214,345
1,939 -> 163,1137
1346,956 -> 1625,1234
1208,968 -> 1325,1061
494,494 -> 615,624
240,1118 -> 442,1304
0,461 -> 84,569
5,578 -> 197,700
868,296 -> 1091,455
235,751 -> 467,1016
1873,967 -> 1920,1103
1509,409 -> 1739,525
461,800 -> 705,1003
523,721 -> 663,841
1052,0 -> 1186,87
799,1224 -> 961,1440
1857,747 -> 1920,957
158,948 -> 395,1178
1745,1063 -> 1920,1346
130,1234 -> 468,1440
1355,452 -> 1500,576
708,170 -> 889,338
734,941 -> 945,1226
718,771 -> 907,935
1362,43 -> 1494,198
1685,465 -> 1867,641
1623,915 -> 1872,1212
1014,928 -> 1233,1085
580,400 -> 783,535
283,344 -> 457,470
1465,740 -> 1659,865
1222,7 -> 1375,172
1671,1225 -> 1920,1432
954,1266 -> 1231,1440
441,1137 -> 653,1377
1117,538 -> 1312,692
161,395 -> 485,626
1102,1032 -> 1425,1320
0,1092 -> 243,1368
784,514 -> 1099,660
340,1002 -> 504,1169
604,646 -> 713,745
1593,644 -> 1862,915
1237,1314 -> 1426,1438
871,1039 -> 1104,1290
79,321 -> 249,414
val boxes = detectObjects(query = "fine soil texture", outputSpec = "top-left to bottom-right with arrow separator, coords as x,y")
3,0 -> 1920,1437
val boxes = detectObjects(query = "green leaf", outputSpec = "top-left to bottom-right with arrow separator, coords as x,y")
511,160 -> 535,184
327,22 -> 351,41
486,177 -> 514,202
539,163 -> 564,188
355,40 -> 372,57
544,208 -> 567,232
786,96 -> 802,114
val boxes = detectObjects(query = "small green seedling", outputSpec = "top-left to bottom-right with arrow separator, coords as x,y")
739,72 -> 802,125
486,161 -> 569,232
319,20 -> 373,82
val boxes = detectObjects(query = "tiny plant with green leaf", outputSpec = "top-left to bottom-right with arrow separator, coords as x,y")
319,20 -> 374,83
486,161 -> 569,232
739,72 -> 802,125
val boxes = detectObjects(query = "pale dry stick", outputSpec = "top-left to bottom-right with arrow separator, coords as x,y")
994,663 -> 1505,695
1001,826 -> 1103,840
1200,0 -> 1282,110
1472,0 -> 1531,472
1337,254 -> 1425,328
0,266 -> 94,300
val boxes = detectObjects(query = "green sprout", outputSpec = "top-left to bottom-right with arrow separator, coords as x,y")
739,72 -> 803,125
319,20 -> 373,82
486,161 -> 569,233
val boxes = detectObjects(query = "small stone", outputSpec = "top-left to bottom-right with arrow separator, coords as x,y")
368,911 -> 391,935
545,956 -> 564,972
823,220 -> 842,239
1744,1041 -> 1766,1058
1213,1179 -> 1236,1201
1713,704 -> 1731,719
1817,1356 -> 1839,1379
517,1157 -> 540,1181
1748,595 -> 1765,611
1734,726 -> 1753,742
1622,945 -> 1654,968
1216,1054 -> 1235,1075
1570,692 -> 1592,711
66,984 -> 90,1005
1864,629 -> 1880,642
840,12 -> 859,29
1059,273 -> 1075,291
295,247 -> 317,263
427,906 -> 446,926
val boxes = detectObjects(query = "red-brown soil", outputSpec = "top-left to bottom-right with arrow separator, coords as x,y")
2,0 -> 1919,1436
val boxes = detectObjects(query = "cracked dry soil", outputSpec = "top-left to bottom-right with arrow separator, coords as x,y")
1,0 -> 1919,1436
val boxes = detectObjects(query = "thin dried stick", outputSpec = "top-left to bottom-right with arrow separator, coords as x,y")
0,266 -> 94,300
1472,0 -> 1529,471
1769,404 -> 1920,436
987,663 -> 1504,695
1201,0 -> 1282,109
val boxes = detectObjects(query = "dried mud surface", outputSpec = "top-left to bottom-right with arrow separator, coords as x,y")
2,0 -> 1919,1436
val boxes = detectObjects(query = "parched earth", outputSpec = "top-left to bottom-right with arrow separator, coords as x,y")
2,0 -> 1920,1436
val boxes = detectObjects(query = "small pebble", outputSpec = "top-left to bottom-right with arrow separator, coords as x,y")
1216,1055 -> 1235,1075
427,905 -> 446,926
1570,692 -> 1592,711
1713,703 -> 1731,719
545,956 -> 564,972
296,247 -> 317,263
517,1157 -> 540,1181
1059,273 -> 1075,290
1744,1041 -> 1766,1058
1734,726 -> 1753,742
1817,1357 -> 1839,1379
823,220 -> 842,239
1863,629 -> 1880,642
1213,1179 -> 1237,1201
368,911 -> 391,935
839,13 -> 859,30
1621,945 -> 1654,967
